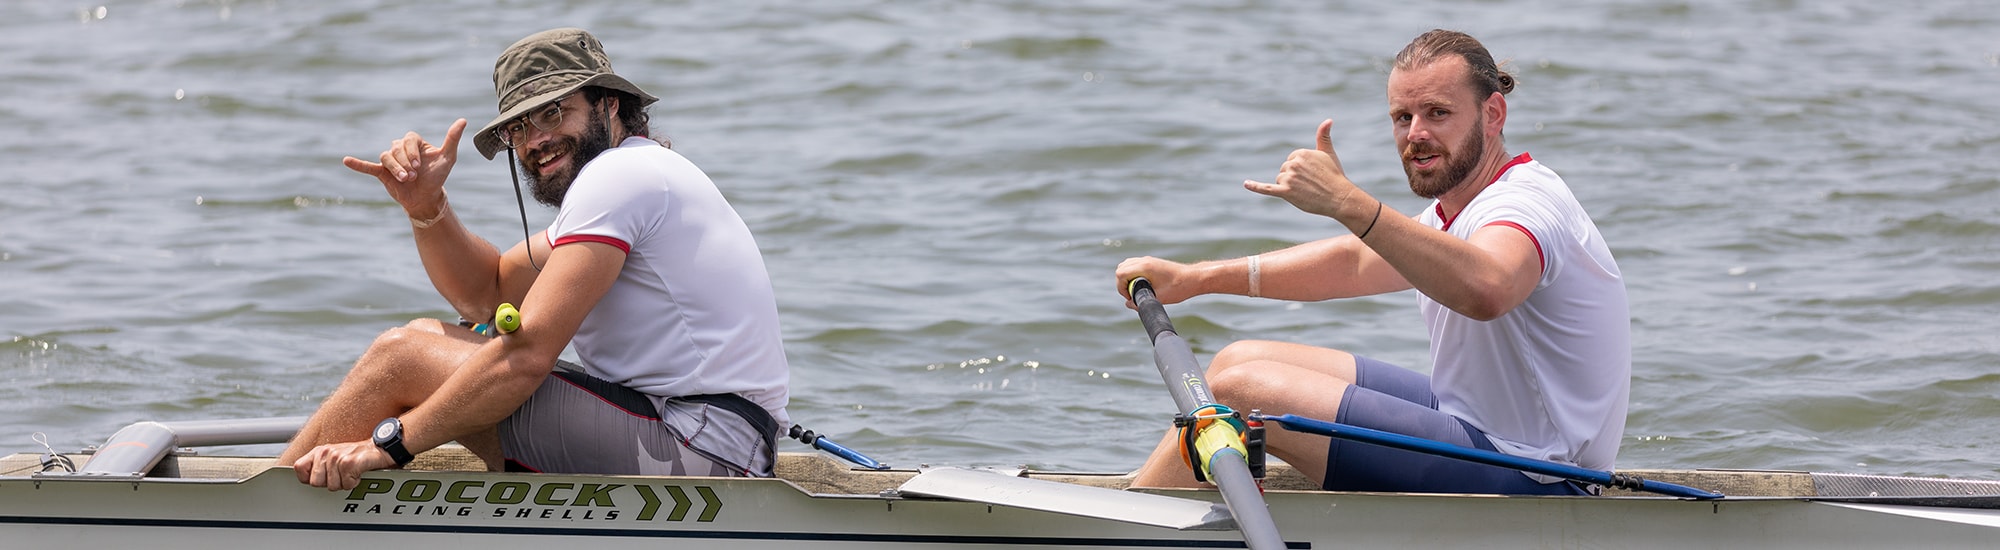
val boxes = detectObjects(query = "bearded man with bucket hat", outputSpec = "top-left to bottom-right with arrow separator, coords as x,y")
280,28 -> 790,490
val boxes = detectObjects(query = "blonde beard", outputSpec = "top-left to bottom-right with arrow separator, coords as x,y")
1403,114 -> 1487,199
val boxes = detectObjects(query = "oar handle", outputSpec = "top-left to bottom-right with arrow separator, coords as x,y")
1127,277 -> 1177,343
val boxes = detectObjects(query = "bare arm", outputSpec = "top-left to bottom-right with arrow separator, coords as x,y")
1346,211 -> 1540,320
1115,232 -> 1411,306
1244,120 -> 1540,320
406,199 -> 506,319
289,241 -> 626,483
395,241 -> 625,453
344,119 -> 541,320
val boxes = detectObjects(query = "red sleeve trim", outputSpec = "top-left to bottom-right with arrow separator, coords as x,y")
552,234 -> 631,254
1486,221 -> 1544,274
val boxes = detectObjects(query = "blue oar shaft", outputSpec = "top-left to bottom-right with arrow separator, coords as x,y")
1129,279 -> 1288,550
811,437 -> 888,470
789,425 -> 890,470
1260,413 -> 1722,500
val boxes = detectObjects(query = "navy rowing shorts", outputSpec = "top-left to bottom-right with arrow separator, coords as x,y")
1321,355 -> 1590,495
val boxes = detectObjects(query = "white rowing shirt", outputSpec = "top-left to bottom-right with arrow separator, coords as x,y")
1413,153 -> 1630,477
546,136 -> 790,427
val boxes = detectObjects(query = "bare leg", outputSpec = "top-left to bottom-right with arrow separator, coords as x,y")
1208,340 -> 1361,384
277,319 -> 492,465
403,320 -> 507,471
454,428 -> 506,471
1128,340 -> 1360,488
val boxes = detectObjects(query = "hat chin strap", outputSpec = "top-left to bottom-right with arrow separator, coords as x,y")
500,99 -> 620,273
504,148 -> 544,272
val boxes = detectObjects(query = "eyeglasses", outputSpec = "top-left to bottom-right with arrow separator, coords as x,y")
495,95 -> 572,148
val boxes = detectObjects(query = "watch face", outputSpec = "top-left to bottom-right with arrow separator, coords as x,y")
374,420 -> 397,440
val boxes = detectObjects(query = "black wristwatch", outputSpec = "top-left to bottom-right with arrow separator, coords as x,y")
371,417 -> 415,467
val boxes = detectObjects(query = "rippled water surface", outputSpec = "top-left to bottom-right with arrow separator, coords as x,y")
3,0 -> 1998,479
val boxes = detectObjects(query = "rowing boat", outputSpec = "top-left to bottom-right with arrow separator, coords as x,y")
3,417 -> 1999,548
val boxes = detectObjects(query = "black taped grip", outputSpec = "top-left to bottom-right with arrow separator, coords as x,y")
1128,278 -> 1177,342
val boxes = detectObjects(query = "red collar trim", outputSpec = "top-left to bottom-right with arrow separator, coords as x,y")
1436,152 -> 1534,231
1492,152 -> 1533,185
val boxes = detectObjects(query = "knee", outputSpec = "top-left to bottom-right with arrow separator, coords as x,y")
351,327 -> 427,378
370,326 -> 427,354
1205,361 -> 1281,410
1208,340 -> 1284,377
402,318 -> 450,334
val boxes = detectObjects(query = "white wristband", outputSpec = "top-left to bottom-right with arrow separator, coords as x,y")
1247,254 -> 1261,298
409,200 -> 450,229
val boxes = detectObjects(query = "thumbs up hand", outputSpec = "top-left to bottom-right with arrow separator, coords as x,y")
1244,119 -> 1367,221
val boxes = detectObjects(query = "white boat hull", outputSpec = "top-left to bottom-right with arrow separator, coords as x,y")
6,455 -> 2000,549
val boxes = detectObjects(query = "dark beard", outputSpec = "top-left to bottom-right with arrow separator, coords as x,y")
520,106 -> 615,208
1403,114 -> 1486,199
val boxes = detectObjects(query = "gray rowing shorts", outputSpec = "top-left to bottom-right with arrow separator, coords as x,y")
496,361 -> 777,477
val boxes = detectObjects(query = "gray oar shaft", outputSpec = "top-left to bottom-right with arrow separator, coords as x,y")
1208,453 -> 1288,550
1128,278 -> 1288,550
1132,282 -> 1216,413
1149,331 -> 1208,413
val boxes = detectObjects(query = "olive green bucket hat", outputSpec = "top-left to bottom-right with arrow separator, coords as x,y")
473,28 -> 658,160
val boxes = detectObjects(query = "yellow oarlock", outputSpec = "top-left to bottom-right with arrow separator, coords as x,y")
494,303 -> 521,334
1177,404 -> 1250,484
1191,419 -> 1250,483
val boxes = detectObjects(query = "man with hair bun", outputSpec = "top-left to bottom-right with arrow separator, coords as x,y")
1117,29 -> 1629,495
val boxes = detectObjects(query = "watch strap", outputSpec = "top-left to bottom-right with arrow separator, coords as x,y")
372,417 -> 415,467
